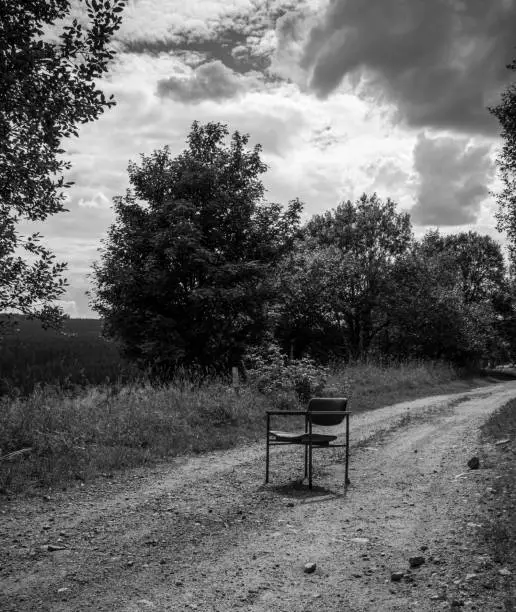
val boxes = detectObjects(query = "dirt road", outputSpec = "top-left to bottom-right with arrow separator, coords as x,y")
1,383 -> 515,611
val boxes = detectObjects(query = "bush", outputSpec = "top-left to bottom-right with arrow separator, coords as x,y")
245,342 -> 330,406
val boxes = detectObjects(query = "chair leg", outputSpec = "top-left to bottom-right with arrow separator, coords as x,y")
308,419 -> 313,490
345,412 -> 350,487
265,414 -> 270,483
303,415 -> 308,480
308,444 -> 313,490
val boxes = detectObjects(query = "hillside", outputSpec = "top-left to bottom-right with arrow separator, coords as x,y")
0,317 -> 126,394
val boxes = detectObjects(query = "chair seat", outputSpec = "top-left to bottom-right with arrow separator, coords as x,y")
269,430 -> 338,445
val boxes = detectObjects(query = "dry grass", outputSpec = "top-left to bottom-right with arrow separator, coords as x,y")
479,400 -> 516,571
325,359 -> 463,412
0,360 -> 507,493
0,380 -> 268,492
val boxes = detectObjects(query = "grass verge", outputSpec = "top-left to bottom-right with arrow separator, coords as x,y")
475,399 -> 516,609
0,361 -> 513,494
327,360 -> 508,413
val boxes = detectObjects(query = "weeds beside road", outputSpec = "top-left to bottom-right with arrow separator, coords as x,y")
474,400 -> 516,610
0,360 -> 494,493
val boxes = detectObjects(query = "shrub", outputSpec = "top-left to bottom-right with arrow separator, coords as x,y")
245,342 -> 330,406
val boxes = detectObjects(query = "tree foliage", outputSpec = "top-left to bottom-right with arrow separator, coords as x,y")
490,57 -> 516,258
0,0 -> 125,328
274,198 -> 513,367
276,194 -> 413,360
92,122 -> 302,373
420,231 -> 506,305
380,240 -> 504,365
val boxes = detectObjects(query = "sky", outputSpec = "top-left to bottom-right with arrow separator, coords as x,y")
33,0 -> 516,317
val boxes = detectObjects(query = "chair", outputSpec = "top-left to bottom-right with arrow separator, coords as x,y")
265,397 -> 350,489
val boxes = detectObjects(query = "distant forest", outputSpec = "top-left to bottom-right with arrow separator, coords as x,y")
0,317 -> 127,395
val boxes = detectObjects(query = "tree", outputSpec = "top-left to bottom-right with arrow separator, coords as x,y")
277,194 -> 413,360
380,246 -> 489,365
274,243 -> 351,361
0,0 -> 125,329
490,57 -> 516,258
420,230 -> 506,305
383,231 -> 509,366
92,122 -> 302,373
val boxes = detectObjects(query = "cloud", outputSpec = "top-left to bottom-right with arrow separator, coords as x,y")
59,285 -> 99,318
57,300 -> 80,318
361,158 -> 414,207
299,0 -> 516,135
269,5 -> 319,85
116,0 -> 253,45
157,60 -> 257,103
119,0 -> 321,81
410,132 -> 496,226
78,192 -> 111,209
119,1 -> 271,75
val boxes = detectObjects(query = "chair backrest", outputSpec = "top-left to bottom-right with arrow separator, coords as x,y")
308,397 -> 348,426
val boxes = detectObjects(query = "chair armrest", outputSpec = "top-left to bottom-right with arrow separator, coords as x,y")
266,410 -> 309,416
305,411 -> 352,415
266,410 -> 352,416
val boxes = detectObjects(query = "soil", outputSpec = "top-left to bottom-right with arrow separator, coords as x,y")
1,383 -> 515,611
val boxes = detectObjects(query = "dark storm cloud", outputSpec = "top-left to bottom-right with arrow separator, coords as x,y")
410,133 -> 495,226
121,29 -> 268,74
301,0 -> 516,135
157,60 -> 253,103
121,1 -> 305,76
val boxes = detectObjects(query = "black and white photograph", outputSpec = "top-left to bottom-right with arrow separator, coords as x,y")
1,0 -> 515,609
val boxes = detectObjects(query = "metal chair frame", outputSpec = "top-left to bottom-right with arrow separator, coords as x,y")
265,397 -> 351,489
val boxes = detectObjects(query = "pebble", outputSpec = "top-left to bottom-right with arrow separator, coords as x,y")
304,562 -> 316,574
351,538 -> 370,544
409,556 -> 425,568
430,593 -> 446,601
467,457 -> 480,470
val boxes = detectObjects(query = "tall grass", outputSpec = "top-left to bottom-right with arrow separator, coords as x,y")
477,400 -> 516,608
0,378 -> 268,491
0,359 -> 495,493
331,359 -> 460,413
